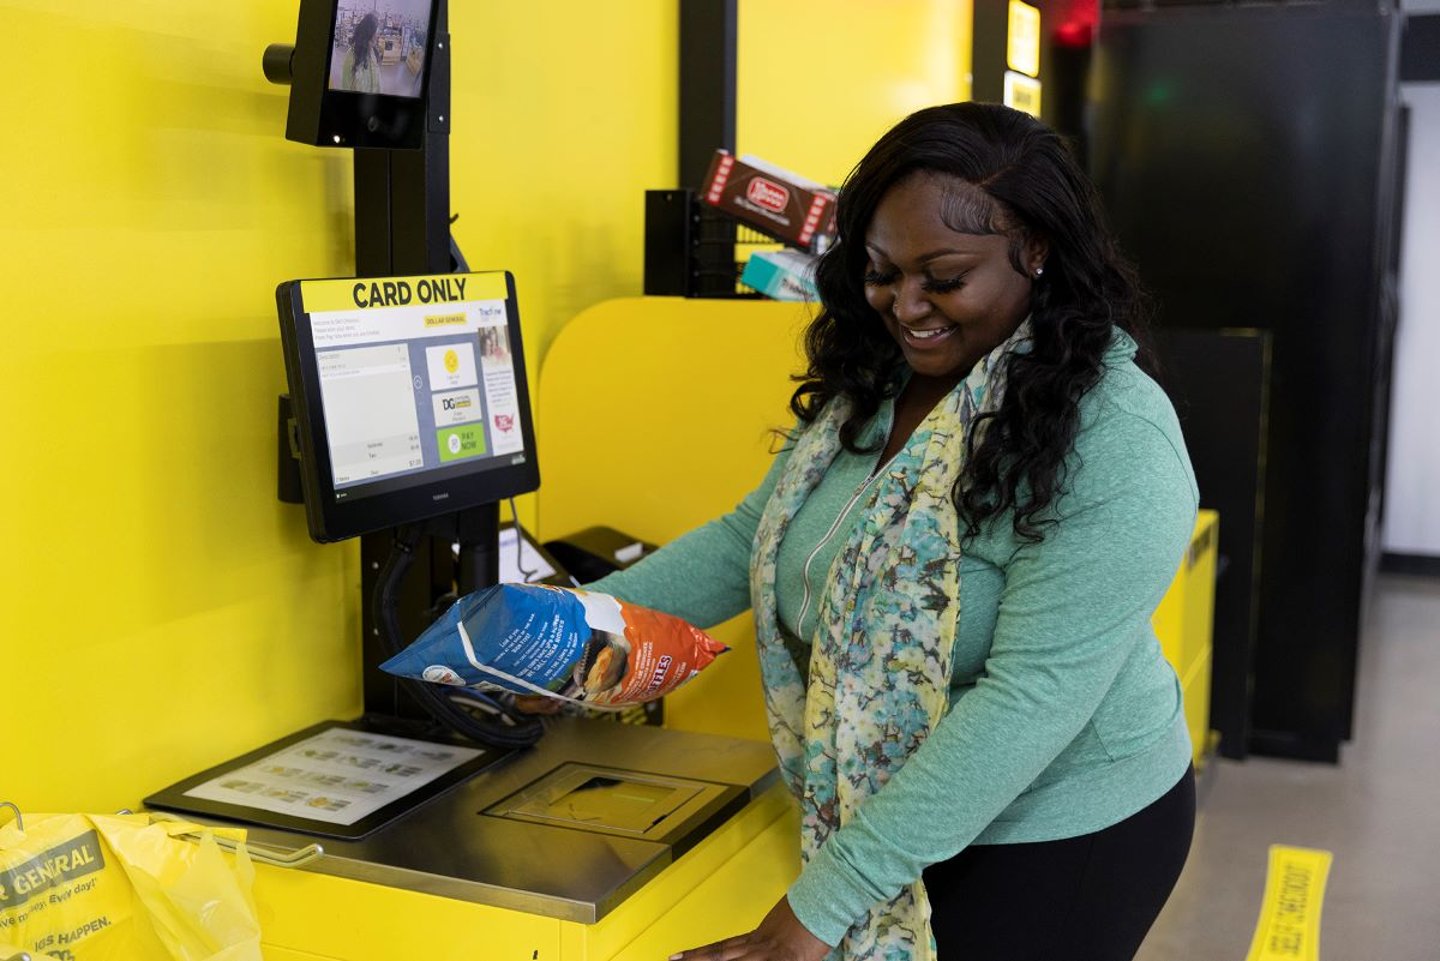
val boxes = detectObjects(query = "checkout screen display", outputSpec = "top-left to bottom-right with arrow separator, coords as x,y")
327,0 -> 433,99
300,275 -> 528,503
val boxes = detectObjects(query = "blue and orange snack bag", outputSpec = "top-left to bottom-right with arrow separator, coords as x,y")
379,584 -> 728,708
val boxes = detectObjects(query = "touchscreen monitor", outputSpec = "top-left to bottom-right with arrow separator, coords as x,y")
278,271 -> 540,542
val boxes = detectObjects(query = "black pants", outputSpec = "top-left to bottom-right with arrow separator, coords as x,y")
922,766 -> 1195,961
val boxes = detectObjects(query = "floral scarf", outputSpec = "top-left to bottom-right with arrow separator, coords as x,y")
750,324 -> 1028,960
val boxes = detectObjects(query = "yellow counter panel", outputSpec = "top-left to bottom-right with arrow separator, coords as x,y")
253,784 -> 798,961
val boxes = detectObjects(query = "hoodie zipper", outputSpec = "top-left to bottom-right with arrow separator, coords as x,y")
794,404 -> 898,638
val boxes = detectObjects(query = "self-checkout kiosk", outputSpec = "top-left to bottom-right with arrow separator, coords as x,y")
142,3 -> 792,957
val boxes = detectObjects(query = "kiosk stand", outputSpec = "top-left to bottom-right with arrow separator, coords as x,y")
266,0 -> 536,744
144,5 -> 796,957
338,5 -> 497,736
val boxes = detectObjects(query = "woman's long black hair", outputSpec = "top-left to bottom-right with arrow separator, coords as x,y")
792,102 -> 1151,543
351,14 -> 379,82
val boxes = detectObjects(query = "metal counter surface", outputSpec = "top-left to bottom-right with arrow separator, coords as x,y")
232,718 -> 780,923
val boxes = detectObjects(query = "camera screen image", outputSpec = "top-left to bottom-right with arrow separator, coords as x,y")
327,0 -> 433,99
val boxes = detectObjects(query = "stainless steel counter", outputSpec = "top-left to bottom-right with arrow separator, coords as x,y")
227,719 -> 780,923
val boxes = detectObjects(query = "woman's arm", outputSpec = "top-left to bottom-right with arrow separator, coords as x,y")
585,445 -> 793,628
784,408 -> 1198,946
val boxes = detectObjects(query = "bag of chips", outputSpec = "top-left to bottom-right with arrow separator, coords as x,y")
379,584 -> 727,708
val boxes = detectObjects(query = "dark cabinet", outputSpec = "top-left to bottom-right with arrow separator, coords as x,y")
1090,2 -> 1404,761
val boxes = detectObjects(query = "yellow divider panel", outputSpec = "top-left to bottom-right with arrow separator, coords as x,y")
538,297 -> 812,741
1150,510 -> 1218,766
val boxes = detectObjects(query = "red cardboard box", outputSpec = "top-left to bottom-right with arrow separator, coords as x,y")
701,151 -> 838,253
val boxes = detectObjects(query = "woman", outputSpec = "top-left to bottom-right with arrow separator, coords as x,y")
598,103 -> 1197,961
339,14 -> 380,95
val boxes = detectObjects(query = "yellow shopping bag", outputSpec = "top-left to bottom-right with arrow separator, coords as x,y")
0,811 -> 260,961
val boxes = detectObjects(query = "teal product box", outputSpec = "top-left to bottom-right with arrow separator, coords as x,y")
740,249 -> 819,302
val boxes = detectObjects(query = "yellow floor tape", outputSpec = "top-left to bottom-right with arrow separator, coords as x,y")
1245,844 -> 1334,961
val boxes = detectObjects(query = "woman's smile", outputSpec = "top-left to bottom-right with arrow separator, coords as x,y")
898,323 -> 959,347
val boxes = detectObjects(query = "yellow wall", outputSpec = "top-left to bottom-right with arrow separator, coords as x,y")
2,0 -> 359,815
448,4 -> 678,365
1,0 -> 676,815
738,0 -> 973,186
2,0 -> 972,815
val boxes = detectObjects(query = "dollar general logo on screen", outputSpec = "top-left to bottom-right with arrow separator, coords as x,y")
0,830 -> 105,907
444,349 -> 460,374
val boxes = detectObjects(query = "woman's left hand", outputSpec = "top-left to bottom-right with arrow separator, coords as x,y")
669,896 -> 832,961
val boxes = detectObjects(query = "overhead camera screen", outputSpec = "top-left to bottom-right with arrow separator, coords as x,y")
327,0 -> 433,99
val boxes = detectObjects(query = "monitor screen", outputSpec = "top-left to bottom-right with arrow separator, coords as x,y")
326,0 -> 432,100
278,271 -> 540,542
277,0 -> 440,148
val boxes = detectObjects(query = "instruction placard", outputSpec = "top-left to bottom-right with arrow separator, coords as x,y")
182,728 -> 482,826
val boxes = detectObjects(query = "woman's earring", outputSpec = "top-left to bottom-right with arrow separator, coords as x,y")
1034,265 -> 1045,278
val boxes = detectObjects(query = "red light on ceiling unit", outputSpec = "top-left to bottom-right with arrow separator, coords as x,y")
1054,0 -> 1097,48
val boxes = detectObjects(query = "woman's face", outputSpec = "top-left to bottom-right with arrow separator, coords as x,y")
863,172 -> 1044,384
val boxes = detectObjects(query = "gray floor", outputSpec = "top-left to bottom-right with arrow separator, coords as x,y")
1137,574 -> 1440,961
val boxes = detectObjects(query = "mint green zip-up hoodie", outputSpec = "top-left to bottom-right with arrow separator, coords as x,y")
591,332 -> 1198,946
